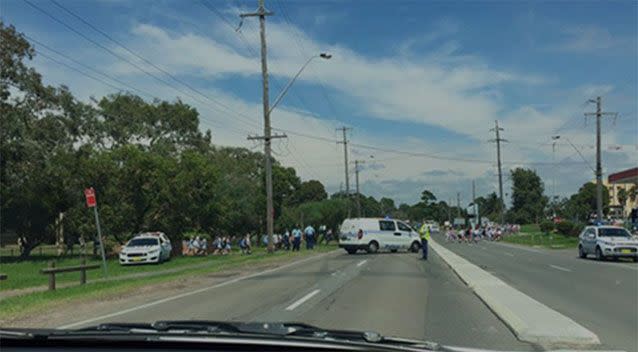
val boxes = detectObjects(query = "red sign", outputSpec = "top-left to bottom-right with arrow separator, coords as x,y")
84,188 -> 97,208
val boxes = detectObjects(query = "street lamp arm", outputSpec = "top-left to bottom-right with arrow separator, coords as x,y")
269,54 -> 327,115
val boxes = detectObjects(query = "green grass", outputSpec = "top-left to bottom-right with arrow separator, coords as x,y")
0,245 -> 335,291
519,224 -> 540,233
503,231 -> 578,249
0,244 -> 337,321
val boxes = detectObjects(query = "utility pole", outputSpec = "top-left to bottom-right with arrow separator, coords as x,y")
456,192 -> 461,218
585,97 -> 617,223
337,127 -> 351,196
490,120 -> 507,224
242,0 -> 284,253
337,126 -> 352,217
472,180 -> 477,225
354,160 -> 365,218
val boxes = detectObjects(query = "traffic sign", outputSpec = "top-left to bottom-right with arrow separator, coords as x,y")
84,188 -> 96,208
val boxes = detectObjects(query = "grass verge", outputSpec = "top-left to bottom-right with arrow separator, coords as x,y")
503,231 -> 578,249
0,245 -> 336,321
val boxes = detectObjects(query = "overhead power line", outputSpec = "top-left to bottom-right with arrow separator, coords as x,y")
47,0 -> 262,131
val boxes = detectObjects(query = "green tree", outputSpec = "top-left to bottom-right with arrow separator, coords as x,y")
617,188 -> 628,207
509,168 -> 548,224
288,180 -> 327,206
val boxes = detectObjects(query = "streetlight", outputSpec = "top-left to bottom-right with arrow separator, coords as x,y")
261,53 -> 331,253
269,53 -> 332,114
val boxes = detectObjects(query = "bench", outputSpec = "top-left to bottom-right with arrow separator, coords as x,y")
40,260 -> 101,290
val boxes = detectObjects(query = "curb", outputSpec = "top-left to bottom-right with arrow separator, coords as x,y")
429,239 -> 600,347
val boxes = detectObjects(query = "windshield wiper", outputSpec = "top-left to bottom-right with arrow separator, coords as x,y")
3,321 -> 443,350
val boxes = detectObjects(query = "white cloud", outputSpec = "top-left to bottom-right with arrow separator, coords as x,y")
27,15 -> 636,205
547,24 -> 633,53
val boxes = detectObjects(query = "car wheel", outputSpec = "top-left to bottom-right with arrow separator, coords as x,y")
578,245 -> 586,259
410,241 -> 421,253
367,241 -> 379,254
345,248 -> 357,255
595,246 -> 605,261
390,249 -> 398,253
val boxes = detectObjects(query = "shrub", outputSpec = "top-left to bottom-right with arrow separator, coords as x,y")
570,223 -> 585,237
539,221 -> 554,234
556,221 -> 575,236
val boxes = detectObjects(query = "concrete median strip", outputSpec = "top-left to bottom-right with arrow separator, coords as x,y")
429,239 -> 600,347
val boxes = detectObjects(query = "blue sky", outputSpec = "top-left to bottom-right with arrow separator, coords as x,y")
2,0 -> 637,205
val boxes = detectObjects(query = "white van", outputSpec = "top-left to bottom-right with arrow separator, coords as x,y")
338,218 -> 421,254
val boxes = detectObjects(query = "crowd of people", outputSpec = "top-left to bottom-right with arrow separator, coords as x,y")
182,224 -> 334,256
443,223 -> 520,243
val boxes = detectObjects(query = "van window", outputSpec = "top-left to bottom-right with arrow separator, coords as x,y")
379,220 -> 396,231
397,222 -> 412,232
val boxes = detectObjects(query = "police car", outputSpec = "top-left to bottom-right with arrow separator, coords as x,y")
119,232 -> 172,265
338,218 -> 421,254
578,225 -> 638,261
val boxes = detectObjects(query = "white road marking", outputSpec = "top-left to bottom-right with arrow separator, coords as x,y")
504,252 -> 514,257
480,246 -> 487,250
285,289 -> 320,311
58,250 -> 338,329
549,264 -> 572,272
356,259 -> 367,267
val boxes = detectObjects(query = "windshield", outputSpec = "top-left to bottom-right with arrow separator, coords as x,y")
1,1 -> 636,352
599,228 -> 631,238
127,238 -> 159,247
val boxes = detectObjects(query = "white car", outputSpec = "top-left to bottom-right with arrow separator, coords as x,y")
578,225 -> 638,261
119,232 -> 172,265
338,218 -> 421,254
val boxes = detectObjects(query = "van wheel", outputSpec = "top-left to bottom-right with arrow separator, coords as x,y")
345,248 -> 357,255
367,241 -> 379,254
390,249 -> 398,253
595,246 -> 605,261
410,241 -> 421,253
578,245 -> 586,259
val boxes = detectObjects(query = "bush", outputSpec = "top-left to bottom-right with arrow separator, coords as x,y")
570,223 -> 585,237
556,221 -> 577,237
539,221 -> 554,234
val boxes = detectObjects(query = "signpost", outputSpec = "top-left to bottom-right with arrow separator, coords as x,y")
84,188 -> 107,277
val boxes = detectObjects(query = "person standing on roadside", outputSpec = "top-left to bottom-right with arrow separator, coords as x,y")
292,225 -> 302,251
304,224 -> 316,250
418,223 -> 431,260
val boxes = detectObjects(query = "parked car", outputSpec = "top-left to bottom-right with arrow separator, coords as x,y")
578,225 -> 638,261
119,232 -> 172,265
338,218 -> 421,254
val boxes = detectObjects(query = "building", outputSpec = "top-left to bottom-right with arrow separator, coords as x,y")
607,167 -> 638,219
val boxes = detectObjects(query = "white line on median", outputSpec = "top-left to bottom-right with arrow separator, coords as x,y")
58,250 -> 338,329
356,259 -> 367,267
549,264 -> 572,272
504,252 -> 514,257
285,289 -> 320,311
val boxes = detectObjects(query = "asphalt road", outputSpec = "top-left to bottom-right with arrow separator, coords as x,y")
435,234 -> 638,352
57,249 -> 536,351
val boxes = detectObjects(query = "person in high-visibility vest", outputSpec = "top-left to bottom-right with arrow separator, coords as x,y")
418,224 -> 431,260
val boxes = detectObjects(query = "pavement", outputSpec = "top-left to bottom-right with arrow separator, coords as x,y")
54,249 -> 537,351
434,234 -> 638,352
